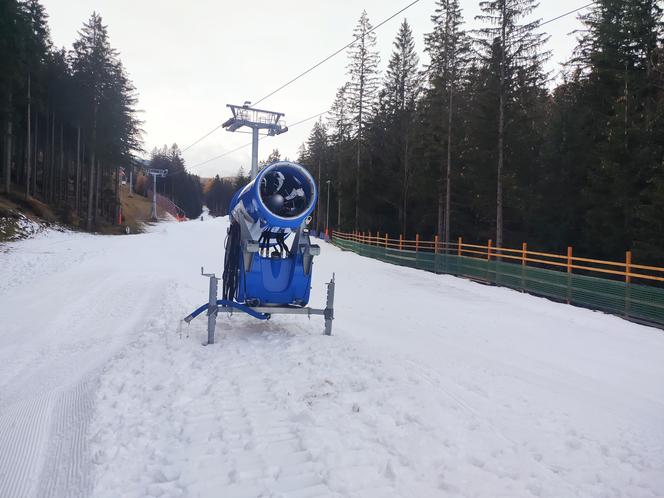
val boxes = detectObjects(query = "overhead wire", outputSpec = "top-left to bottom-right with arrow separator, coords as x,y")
539,2 -> 594,28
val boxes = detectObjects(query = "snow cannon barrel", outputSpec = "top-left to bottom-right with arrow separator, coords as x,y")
229,161 -> 317,230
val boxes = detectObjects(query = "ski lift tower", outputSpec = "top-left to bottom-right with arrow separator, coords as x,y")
222,102 -> 288,179
145,168 -> 168,221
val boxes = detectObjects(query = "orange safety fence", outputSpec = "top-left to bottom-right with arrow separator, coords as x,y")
332,230 -> 664,285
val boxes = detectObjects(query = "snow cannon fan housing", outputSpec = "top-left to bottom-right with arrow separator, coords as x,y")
225,161 -> 320,307
230,161 -> 317,231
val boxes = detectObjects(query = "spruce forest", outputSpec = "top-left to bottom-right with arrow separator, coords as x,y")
298,0 -> 664,265
2,0 -> 664,265
0,1 -> 145,230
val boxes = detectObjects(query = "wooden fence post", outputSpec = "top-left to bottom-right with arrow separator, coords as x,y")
521,242 -> 528,292
434,235 -> 440,254
487,239 -> 493,261
566,246 -> 573,304
625,250 -> 632,284
625,250 -> 632,318
385,233 -> 388,249
399,234 -> 403,251
415,233 -> 420,253
458,237 -> 462,257
522,242 -> 528,266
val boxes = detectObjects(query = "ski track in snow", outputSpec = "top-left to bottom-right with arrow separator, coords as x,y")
2,217 -> 664,497
0,227 -> 172,497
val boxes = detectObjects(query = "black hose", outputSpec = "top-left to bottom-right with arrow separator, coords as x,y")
222,222 -> 241,300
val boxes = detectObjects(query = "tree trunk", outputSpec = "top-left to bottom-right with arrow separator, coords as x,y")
496,3 -> 506,248
25,74 -> 31,199
86,157 -> 95,230
94,160 -> 101,224
33,111 -> 38,195
445,86 -> 454,247
49,112 -> 55,203
86,100 -> 98,230
402,137 -> 409,236
336,149 -> 343,229
316,159 -> 322,233
437,169 -> 444,243
355,80 -> 364,232
355,138 -> 361,231
44,110 -> 49,198
59,123 -> 64,204
116,166 -> 121,225
75,125 -> 81,211
3,92 -> 13,194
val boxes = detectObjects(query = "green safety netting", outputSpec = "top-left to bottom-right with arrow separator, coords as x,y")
332,237 -> 664,328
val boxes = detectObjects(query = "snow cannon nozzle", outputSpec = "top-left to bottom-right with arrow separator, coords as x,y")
229,161 -> 317,230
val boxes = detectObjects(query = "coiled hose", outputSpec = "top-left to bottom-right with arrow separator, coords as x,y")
222,222 -> 241,300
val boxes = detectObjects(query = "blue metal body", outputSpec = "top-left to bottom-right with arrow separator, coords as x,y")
228,161 -> 318,307
236,250 -> 313,306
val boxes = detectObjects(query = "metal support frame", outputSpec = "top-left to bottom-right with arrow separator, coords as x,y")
188,268 -> 335,345
202,268 -> 220,345
222,103 -> 288,179
145,168 -> 168,221
251,127 -> 260,180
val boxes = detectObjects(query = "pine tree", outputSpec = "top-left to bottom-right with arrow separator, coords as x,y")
345,10 -> 380,231
71,12 -> 110,229
327,84 -> 352,229
475,0 -> 550,247
265,149 -> 281,164
384,19 -> 419,235
302,120 -> 328,232
0,0 -> 21,194
425,0 -> 470,244
19,0 -> 50,199
70,12 -> 140,229
572,0 -> 664,259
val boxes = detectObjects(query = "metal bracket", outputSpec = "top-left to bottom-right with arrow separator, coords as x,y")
324,273 -> 335,336
201,268 -> 219,345
185,272 -> 336,344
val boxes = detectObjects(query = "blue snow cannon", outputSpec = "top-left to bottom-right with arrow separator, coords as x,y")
184,160 -> 335,344
224,161 -> 320,306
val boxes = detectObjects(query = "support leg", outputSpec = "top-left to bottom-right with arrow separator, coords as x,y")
324,274 -> 335,336
207,275 -> 218,345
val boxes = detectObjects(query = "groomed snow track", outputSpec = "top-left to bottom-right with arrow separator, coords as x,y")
1,218 -> 663,497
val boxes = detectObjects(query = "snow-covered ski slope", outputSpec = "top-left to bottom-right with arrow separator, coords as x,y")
0,217 -> 663,498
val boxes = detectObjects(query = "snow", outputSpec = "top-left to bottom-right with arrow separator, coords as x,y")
1,217 -> 663,497
0,211 -> 47,241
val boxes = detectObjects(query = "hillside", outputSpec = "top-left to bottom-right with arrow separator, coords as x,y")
0,185 -> 170,242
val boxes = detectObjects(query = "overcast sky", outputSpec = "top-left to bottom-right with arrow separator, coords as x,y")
41,0 -> 589,178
